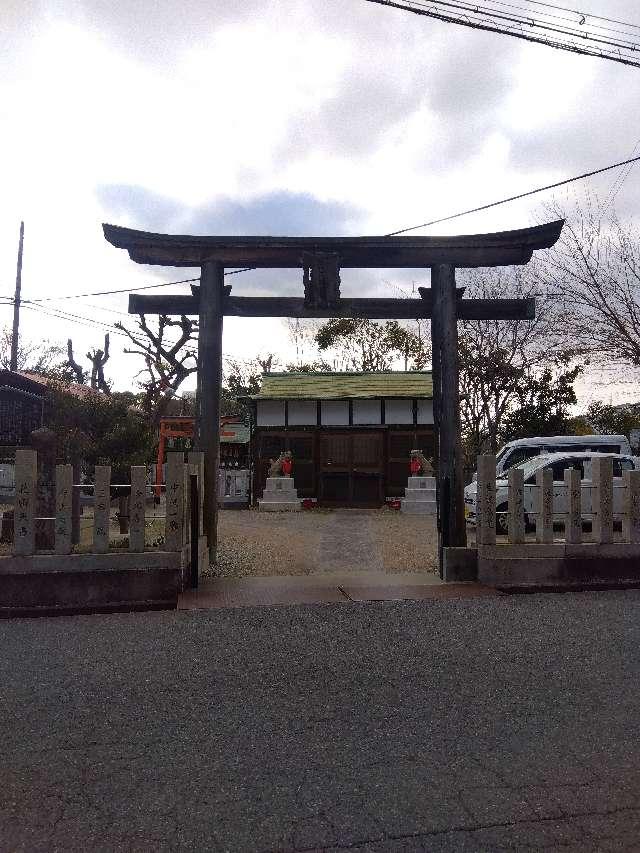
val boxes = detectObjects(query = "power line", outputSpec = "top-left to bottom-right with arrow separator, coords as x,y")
364,0 -> 640,68
16,302 -> 130,337
522,0 -> 640,31
601,137 -> 640,213
0,294 -> 130,331
24,267 -> 254,303
386,153 -> 640,236
27,276 -> 200,303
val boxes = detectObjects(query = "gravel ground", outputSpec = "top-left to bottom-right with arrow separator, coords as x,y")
2,591 -> 640,851
215,508 -> 440,577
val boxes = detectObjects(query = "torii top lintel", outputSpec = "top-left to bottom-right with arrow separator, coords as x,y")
102,220 -> 563,269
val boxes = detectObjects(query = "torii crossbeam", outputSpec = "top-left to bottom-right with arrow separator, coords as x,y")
104,219 -> 564,572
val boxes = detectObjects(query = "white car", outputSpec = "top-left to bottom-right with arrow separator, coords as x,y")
471,434 -> 631,480
464,452 -> 640,534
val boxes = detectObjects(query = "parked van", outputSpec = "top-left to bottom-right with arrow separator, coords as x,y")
492,434 -> 631,478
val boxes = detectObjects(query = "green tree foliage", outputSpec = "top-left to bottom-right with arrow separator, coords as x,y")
499,365 -> 582,444
44,386 -> 155,483
583,401 -> 640,438
315,318 -> 429,371
220,358 -> 265,423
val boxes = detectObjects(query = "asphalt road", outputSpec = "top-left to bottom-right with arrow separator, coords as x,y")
1,592 -> 640,852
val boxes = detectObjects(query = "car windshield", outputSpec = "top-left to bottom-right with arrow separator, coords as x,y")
511,454 -> 553,481
495,446 -> 509,465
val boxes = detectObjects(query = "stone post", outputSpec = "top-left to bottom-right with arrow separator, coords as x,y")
165,452 -> 185,552
69,444 -> 83,545
536,467 -> 553,544
622,468 -> 640,544
55,464 -> 73,555
30,427 -> 57,550
188,451 -> 205,532
476,454 -> 496,546
129,466 -> 147,553
592,457 -> 613,544
564,467 -> 582,544
14,449 -> 37,556
507,467 -> 525,544
93,466 -> 111,554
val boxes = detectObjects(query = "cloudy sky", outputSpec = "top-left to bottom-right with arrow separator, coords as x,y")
1,0 -> 639,404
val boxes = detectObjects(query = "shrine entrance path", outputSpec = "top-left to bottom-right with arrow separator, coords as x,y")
215,508 -> 440,578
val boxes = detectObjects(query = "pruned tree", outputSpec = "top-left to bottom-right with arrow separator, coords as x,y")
66,339 -> 86,384
114,315 -> 198,422
66,335 -> 111,391
86,334 -> 111,394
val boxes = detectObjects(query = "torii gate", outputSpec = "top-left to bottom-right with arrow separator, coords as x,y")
103,219 -> 563,570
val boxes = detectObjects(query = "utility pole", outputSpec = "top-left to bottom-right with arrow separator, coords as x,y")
10,221 -> 24,372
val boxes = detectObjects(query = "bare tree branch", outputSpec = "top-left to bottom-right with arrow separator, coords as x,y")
115,315 -> 198,422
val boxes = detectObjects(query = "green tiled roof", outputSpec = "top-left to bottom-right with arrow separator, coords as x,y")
252,372 -> 432,400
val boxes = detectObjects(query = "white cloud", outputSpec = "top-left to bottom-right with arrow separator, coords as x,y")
1,0 -> 639,405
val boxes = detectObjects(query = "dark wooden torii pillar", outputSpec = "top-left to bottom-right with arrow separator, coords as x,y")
103,220 -> 564,567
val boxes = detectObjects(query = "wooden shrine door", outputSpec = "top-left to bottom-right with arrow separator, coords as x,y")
319,431 -> 384,506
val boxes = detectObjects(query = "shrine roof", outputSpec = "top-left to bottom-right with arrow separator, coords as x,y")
252,371 -> 433,400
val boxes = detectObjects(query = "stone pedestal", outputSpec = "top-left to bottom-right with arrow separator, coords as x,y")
400,476 -> 437,515
258,477 -> 301,512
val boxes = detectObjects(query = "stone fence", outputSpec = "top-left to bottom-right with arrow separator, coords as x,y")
474,454 -> 640,588
12,449 -> 204,558
1,451 -> 207,617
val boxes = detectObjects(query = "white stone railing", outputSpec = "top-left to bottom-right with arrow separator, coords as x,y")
12,449 -> 204,557
475,454 -> 640,546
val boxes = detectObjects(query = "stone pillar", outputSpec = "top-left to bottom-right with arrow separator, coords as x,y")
30,427 -> 57,550
623,469 -> 640,544
71,453 -> 82,546
592,457 -> 613,544
55,464 -> 73,555
476,455 -> 496,546
536,468 -> 553,544
165,452 -> 185,551
188,451 -> 205,532
507,467 -> 525,544
129,466 -> 147,553
14,448 -> 37,556
565,467 -> 582,544
93,466 -> 111,554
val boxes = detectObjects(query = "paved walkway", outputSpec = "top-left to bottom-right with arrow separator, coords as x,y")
2,591 -> 640,850
316,513 -> 385,574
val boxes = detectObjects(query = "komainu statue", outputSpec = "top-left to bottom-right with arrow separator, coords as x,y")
410,449 -> 434,476
268,451 -> 293,477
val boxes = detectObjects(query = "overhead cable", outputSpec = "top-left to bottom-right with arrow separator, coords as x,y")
386,153 -> 640,236
364,0 -> 640,68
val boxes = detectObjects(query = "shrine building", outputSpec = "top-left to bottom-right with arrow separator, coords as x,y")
250,371 -> 434,507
